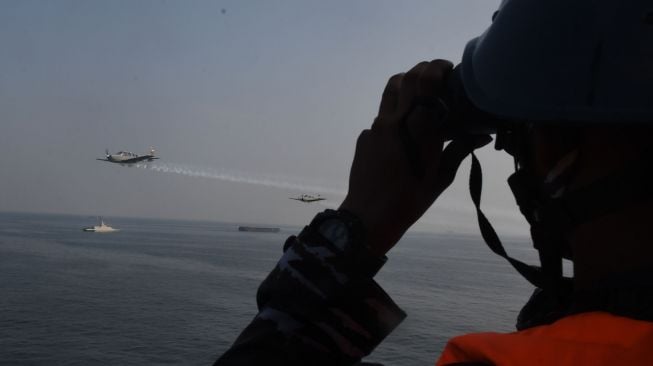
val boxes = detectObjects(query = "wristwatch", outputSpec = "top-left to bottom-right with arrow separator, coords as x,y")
298,209 -> 387,278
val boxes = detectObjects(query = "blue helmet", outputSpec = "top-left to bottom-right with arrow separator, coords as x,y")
460,0 -> 653,122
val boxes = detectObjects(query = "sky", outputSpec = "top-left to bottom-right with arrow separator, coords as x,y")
0,0 -> 529,236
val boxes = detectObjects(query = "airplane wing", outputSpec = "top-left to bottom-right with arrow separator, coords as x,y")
96,158 -> 111,162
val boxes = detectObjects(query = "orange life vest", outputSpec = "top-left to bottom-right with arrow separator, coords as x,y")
436,311 -> 653,366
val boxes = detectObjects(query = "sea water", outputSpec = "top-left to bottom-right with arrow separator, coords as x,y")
0,212 -> 537,365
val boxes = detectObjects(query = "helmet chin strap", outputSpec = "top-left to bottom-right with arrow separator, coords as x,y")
468,147 -> 653,329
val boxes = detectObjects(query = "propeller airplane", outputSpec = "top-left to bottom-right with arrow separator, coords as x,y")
97,147 -> 159,165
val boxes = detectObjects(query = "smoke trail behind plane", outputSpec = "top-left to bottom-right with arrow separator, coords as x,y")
134,162 -> 346,196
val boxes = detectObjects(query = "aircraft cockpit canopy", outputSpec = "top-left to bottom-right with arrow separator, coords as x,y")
116,151 -> 137,157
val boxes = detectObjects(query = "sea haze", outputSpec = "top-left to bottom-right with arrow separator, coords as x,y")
0,212 -> 536,365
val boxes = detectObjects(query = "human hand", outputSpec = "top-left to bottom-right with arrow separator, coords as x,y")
339,60 -> 492,256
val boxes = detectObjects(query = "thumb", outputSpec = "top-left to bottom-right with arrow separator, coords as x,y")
434,134 -> 493,192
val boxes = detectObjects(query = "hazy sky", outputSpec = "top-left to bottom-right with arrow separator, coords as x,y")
0,0 -> 528,235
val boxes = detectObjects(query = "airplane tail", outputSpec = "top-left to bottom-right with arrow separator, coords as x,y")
149,147 -> 156,156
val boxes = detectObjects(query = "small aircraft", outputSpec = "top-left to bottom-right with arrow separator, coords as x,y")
97,147 -> 159,165
290,194 -> 326,203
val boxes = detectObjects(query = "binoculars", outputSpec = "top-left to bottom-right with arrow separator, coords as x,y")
440,65 -> 505,141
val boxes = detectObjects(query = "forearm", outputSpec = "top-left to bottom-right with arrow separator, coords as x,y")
215,227 -> 406,366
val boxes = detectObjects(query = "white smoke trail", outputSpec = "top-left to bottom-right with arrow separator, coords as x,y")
134,162 -> 346,196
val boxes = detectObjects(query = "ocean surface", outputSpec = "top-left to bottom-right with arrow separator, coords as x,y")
0,212 -> 538,366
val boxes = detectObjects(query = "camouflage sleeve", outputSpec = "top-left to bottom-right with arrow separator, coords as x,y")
214,230 -> 406,366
